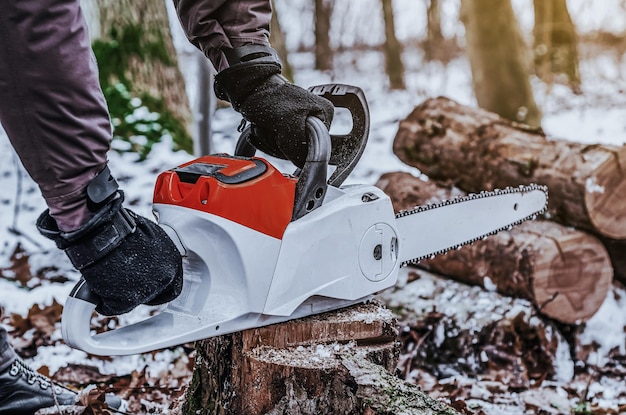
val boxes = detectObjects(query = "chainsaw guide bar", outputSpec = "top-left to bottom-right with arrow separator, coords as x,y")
395,184 -> 549,266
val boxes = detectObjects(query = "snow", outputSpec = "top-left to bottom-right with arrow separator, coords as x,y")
1,1 -> 626,413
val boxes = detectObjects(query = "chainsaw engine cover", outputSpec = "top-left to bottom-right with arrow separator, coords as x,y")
153,154 -> 297,239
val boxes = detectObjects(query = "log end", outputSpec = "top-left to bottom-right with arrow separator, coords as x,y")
532,229 -> 613,324
584,146 -> 626,239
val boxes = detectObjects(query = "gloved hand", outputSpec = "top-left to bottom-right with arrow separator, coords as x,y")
37,191 -> 183,316
214,45 -> 334,168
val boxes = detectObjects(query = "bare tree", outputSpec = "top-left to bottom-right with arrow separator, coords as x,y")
425,0 -> 444,61
460,0 -> 541,127
270,0 -> 294,82
314,0 -> 333,71
381,0 -> 405,89
533,0 -> 581,93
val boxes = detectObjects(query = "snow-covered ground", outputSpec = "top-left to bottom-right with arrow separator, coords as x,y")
1,1 -> 625,413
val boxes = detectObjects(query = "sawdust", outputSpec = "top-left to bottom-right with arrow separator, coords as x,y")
249,341 -> 358,369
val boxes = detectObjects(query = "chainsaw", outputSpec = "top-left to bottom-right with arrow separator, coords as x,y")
61,84 -> 548,356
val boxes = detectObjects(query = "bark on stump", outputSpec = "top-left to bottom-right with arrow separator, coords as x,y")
392,96 -> 626,240
376,172 -> 613,324
182,301 -> 460,415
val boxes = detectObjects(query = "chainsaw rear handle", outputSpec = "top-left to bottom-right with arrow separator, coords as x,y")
61,278 -> 100,350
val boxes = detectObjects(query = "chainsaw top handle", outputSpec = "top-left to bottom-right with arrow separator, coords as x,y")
235,83 -> 370,220
235,84 -> 370,188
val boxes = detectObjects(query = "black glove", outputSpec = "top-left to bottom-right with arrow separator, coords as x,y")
214,45 -> 334,168
37,191 -> 183,316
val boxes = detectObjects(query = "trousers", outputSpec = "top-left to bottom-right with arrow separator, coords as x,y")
0,0 -> 111,231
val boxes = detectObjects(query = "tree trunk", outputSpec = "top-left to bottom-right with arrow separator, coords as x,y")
533,0 -> 581,92
392,96 -> 626,240
270,0 -> 294,83
96,0 -> 192,154
376,172 -> 613,324
181,302 -> 460,415
460,0 -> 541,127
425,0 -> 444,62
381,0 -> 405,90
314,0 -> 333,71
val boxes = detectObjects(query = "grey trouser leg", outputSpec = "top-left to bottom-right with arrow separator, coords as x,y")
0,0 -> 112,231
0,326 -> 17,373
172,0 -> 271,71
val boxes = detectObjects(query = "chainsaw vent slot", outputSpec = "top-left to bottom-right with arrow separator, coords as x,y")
173,160 -> 267,185
174,163 -> 224,184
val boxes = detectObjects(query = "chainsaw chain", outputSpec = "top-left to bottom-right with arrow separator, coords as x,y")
396,183 -> 549,266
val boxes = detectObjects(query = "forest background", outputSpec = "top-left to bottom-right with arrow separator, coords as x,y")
1,0 -> 625,414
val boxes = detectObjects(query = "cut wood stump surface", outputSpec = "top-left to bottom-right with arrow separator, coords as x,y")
377,172 -> 613,324
392,96 -> 626,239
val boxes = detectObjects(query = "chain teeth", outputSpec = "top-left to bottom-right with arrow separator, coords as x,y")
398,184 -> 548,267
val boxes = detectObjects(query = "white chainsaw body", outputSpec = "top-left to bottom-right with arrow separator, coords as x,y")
61,184 -> 401,355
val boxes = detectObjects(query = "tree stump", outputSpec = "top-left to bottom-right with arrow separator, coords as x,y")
392,96 -> 626,239
376,172 -> 613,324
182,301 -> 460,415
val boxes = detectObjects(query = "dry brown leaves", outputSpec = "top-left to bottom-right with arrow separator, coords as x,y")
0,243 -> 69,288
396,308 -> 626,415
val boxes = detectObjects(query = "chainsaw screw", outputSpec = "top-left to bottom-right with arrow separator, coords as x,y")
362,192 -> 379,202
201,200 -> 208,205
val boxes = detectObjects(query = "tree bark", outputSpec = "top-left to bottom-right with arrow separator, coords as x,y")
392,96 -> 626,240
425,0 -> 444,62
460,0 -> 541,127
270,0 -> 294,83
381,0 -> 405,90
181,302 -> 460,415
314,0 -> 333,71
376,172 -> 613,324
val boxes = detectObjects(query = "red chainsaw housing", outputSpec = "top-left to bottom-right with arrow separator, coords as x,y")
153,155 -> 297,239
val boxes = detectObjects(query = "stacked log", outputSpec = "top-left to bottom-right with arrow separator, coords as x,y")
391,96 -> 626,288
376,172 -> 613,324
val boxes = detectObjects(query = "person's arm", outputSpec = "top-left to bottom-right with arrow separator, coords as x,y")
173,0 -> 334,167
173,0 -> 272,71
